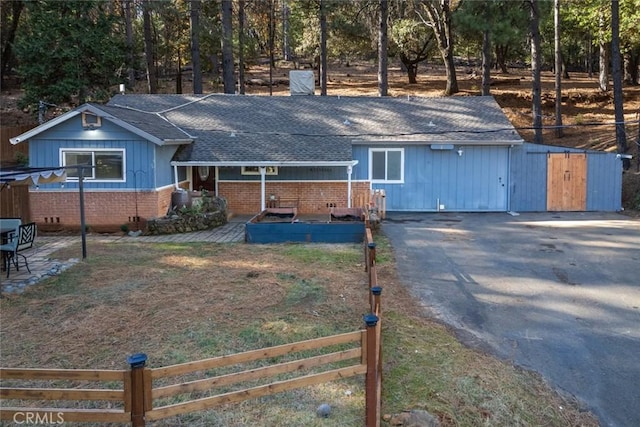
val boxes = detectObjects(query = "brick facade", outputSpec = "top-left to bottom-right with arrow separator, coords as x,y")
219,181 -> 371,215
29,188 -> 174,232
29,181 -> 371,230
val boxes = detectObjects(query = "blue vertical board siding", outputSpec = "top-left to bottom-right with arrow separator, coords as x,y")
586,153 -> 622,211
352,144 -> 509,211
509,143 -> 622,212
26,114 -> 164,190
155,145 -> 181,187
509,144 -> 548,211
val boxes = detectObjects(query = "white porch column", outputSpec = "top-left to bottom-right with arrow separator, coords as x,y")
260,167 -> 266,211
347,164 -> 353,208
215,166 -> 219,196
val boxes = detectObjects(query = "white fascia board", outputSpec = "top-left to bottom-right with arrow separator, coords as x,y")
10,110 -> 81,144
171,160 -> 359,167
10,104 -> 192,146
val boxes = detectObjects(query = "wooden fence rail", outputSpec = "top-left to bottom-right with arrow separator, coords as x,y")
0,223 -> 384,426
0,368 -> 131,423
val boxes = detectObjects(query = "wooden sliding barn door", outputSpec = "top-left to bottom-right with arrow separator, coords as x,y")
547,152 -> 587,211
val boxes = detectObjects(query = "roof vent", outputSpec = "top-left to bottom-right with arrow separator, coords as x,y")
82,112 -> 102,129
289,70 -> 315,96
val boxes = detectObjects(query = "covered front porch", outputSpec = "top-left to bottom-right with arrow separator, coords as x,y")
171,161 -> 365,215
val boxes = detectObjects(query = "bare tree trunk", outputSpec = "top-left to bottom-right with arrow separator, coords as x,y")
222,0 -> 234,94
320,0 -> 327,96
176,48 -> 182,94
420,0 -> 458,95
123,0 -> 135,88
282,0 -> 291,61
529,0 -> 543,144
142,0 -> 157,94
587,32 -> 593,78
495,44 -> 509,74
598,10 -> 609,92
623,49 -> 638,85
378,0 -> 388,96
554,0 -> 563,138
269,0 -> 274,95
481,28 -> 491,96
190,0 -> 202,94
239,0 -> 246,94
611,0 -> 627,163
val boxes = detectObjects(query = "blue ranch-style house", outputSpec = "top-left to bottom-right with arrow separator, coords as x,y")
10,94 -> 623,230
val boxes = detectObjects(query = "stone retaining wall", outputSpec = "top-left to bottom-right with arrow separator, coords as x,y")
145,196 -> 228,235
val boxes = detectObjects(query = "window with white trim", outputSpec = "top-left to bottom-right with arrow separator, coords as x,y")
61,149 -> 125,181
369,148 -> 403,183
241,166 -> 278,175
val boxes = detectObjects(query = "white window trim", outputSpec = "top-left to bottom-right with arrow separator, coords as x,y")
241,166 -> 278,176
60,148 -> 126,182
369,148 -> 404,183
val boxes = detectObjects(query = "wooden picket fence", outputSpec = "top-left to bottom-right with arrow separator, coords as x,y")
352,189 -> 386,219
0,227 -> 383,426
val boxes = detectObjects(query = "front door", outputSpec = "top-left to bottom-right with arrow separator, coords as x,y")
193,166 -> 215,192
547,153 -> 587,211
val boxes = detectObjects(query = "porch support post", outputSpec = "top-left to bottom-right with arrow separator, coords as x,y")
215,166 -> 219,196
260,167 -> 266,211
347,164 -> 353,208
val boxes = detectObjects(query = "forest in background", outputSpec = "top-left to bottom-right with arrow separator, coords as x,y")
1,0 -> 639,209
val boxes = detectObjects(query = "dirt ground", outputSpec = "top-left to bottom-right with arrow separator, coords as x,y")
2,60 -> 639,211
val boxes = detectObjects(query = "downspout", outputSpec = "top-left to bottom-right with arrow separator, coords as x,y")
173,164 -> 179,190
347,164 -> 353,208
215,166 -> 219,196
260,166 -> 266,211
507,145 -> 512,212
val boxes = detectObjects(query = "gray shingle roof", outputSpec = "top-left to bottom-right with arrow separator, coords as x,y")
106,94 -> 522,163
93,104 -> 192,142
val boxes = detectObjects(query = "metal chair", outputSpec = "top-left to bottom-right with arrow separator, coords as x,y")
13,222 -> 37,275
0,226 -> 20,278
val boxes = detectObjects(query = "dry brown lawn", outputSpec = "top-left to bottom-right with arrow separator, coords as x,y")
0,237 -> 599,426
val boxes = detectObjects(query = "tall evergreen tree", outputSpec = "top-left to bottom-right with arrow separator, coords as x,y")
378,0 -> 388,96
529,0 -> 543,144
222,0 -> 234,94
142,0 -> 157,94
611,0 -> 628,160
15,0 -> 125,107
191,0 -> 203,94
1,0 -> 25,84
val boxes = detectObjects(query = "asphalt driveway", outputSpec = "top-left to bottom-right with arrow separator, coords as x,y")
382,212 -> 640,427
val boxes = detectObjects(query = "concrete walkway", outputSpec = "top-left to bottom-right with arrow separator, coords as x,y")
0,216 -> 249,293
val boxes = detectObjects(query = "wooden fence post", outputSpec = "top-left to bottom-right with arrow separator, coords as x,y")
371,286 -> 383,410
367,242 -> 376,289
364,313 -> 380,427
371,286 -> 382,316
127,353 -> 148,427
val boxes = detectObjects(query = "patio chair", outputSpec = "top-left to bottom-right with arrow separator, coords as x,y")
0,225 -> 20,278
13,222 -> 37,275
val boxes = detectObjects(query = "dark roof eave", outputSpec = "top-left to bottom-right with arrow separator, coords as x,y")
163,139 -> 194,145
351,139 -> 524,146
171,160 -> 359,167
